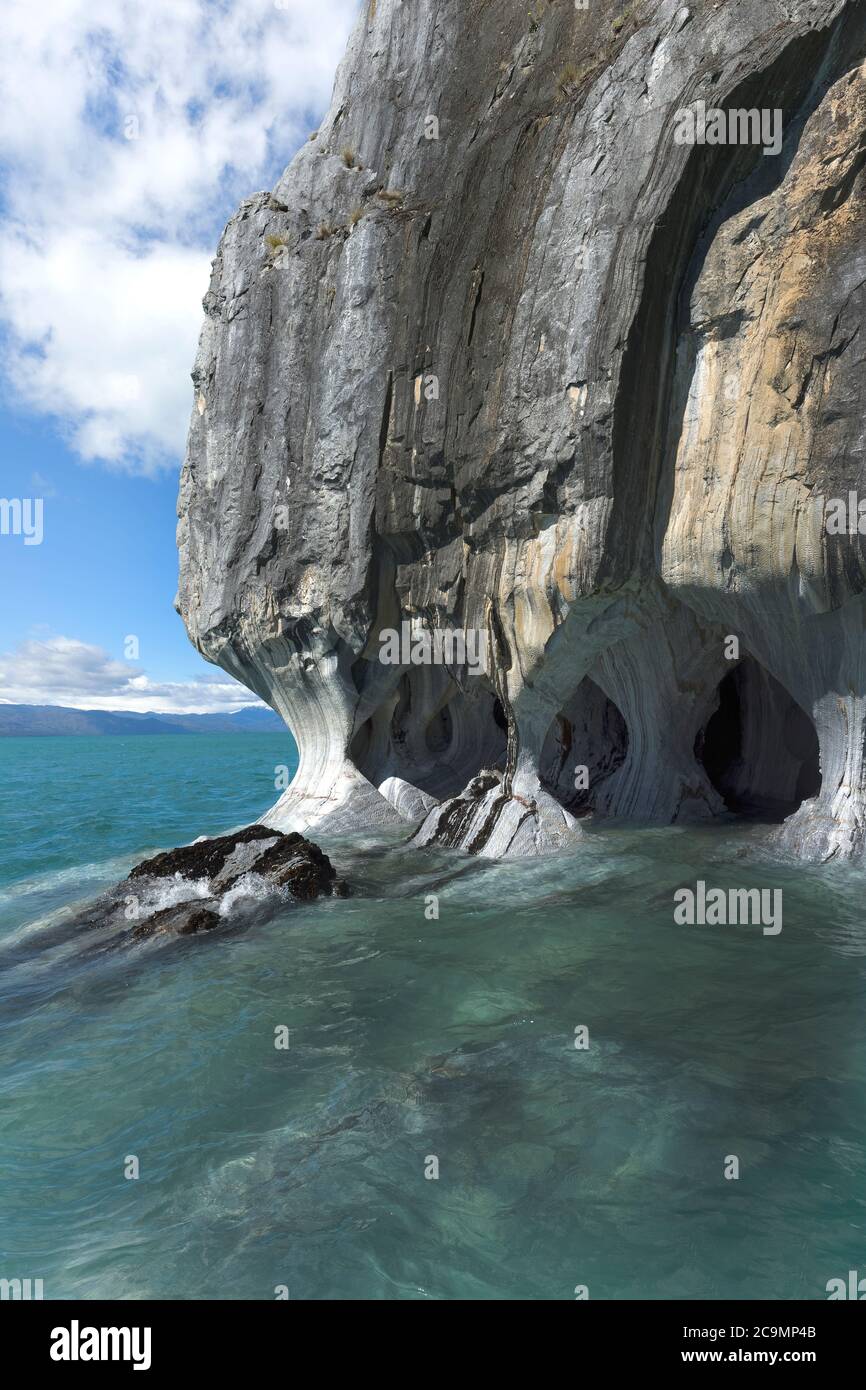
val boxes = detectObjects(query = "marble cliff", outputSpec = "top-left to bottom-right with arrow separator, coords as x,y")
177,0 -> 866,861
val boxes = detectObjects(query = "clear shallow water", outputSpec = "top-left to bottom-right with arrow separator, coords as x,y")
1,736 -> 865,1300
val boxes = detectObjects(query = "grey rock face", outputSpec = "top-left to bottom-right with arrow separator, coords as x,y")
178,0 -> 866,860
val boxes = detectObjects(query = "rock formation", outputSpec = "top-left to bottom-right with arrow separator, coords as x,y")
76,826 -> 344,942
177,0 -> 866,861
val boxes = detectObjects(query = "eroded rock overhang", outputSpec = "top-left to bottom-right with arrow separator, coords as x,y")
177,0 -> 866,860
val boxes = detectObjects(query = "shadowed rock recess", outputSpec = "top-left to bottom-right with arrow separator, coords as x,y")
177,0 -> 866,861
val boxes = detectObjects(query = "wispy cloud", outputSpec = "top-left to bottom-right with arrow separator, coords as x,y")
0,0 -> 358,472
0,635 -> 263,713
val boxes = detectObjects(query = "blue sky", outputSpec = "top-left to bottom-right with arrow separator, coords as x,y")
0,0 -> 358,712
0,404 -> 194,688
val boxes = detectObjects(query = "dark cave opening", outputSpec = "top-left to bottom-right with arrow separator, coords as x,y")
424,703 -> 453,755
349,675 -> 507,800
697,669 -> 741,801
540,677 -> 629,815
695,658 -> 821,820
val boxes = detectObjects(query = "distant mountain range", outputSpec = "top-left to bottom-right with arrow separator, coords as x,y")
0,704 -> 288,736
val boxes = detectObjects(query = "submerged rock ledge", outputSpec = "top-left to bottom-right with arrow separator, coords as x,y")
177,0 -> 866,862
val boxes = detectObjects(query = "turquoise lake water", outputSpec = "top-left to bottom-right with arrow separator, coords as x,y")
1,734 -> 865,1300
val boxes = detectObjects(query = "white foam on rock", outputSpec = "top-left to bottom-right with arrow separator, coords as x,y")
217,872 -> 277,918
139,874 -> 212,915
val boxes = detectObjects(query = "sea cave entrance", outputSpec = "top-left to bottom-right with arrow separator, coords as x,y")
540,676 -> 629,814
350,672 -> 507,801
695,657 -> 820,820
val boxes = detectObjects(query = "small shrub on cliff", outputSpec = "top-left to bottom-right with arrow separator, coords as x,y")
558,63 -> 580,95
264,233 -> 292,263
557,60 -> 593,98
315,222 -> 337,240
376,188 -> 403,205
341,146 -> 356,167
348,206 -> 364,228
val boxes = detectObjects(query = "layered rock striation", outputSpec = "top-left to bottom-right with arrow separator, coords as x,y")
177,0 -> 866,860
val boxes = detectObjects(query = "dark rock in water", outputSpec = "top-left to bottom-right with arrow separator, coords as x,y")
244,834 -> 337,899
129,824 -> 278,884
78,825 -> 346,943
128,825 -> 341,902
132,904 -> 221,941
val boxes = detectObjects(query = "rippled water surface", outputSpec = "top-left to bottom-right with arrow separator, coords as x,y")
1,736 -> 865,1299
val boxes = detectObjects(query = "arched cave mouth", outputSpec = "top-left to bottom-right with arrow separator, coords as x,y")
349,675 -> 507,800
695,657 -> 821,821
540,676 -> 629,815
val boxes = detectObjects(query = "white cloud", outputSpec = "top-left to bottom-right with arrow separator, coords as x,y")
0,636 -> 264,713
0,0 -> 358,471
